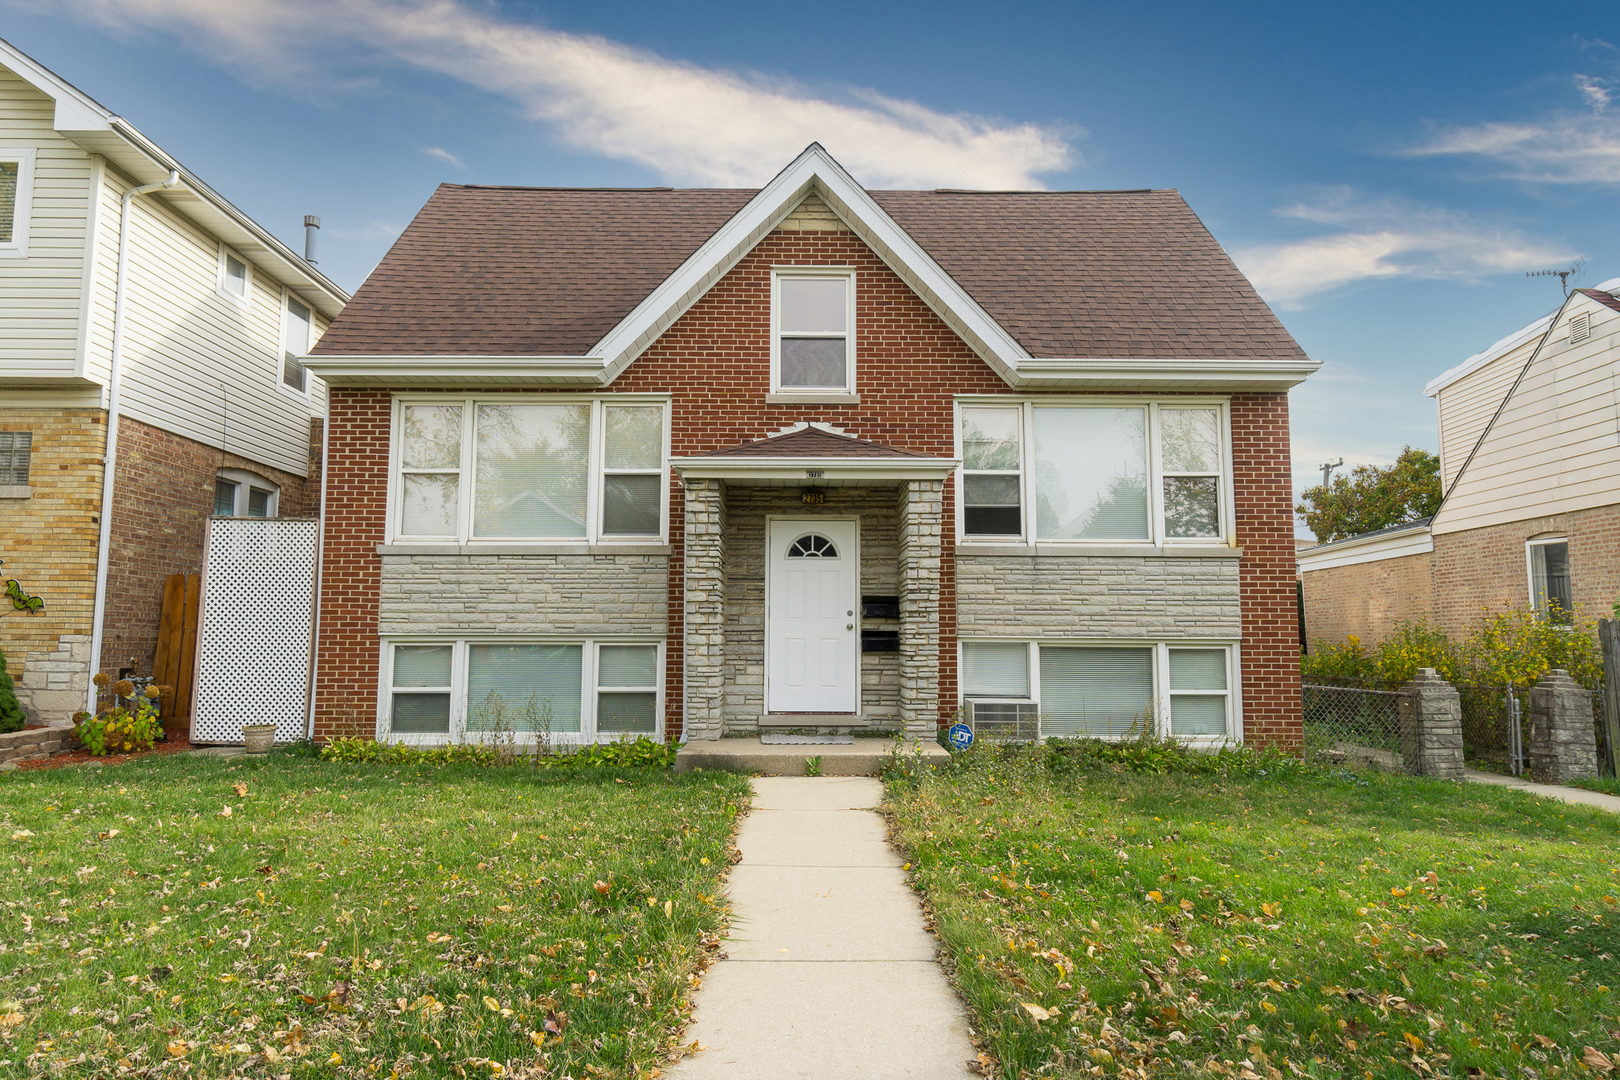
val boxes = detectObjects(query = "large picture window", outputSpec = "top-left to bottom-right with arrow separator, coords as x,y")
957,399 -> 1229,545
383,639 -> 662,743
960,640 -> 1236,742
391,396 -> 670,544
773,270 -> 854,393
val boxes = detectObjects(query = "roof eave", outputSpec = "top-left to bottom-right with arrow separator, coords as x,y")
301,355 -> 606,386
671,454 -> 960,483
1012,357 -> 1321,391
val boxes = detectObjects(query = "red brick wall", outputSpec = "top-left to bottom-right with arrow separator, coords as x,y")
1301,550 -> 1435,647
313,227 -> 1305,746
1231,393 -> 1303,750
101,415 -> 318,678
312,390 -> 390,739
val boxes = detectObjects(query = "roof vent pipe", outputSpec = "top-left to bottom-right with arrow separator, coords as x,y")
303,215 -> 320,264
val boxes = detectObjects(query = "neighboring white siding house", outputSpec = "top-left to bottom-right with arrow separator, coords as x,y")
0,37 -> 349,726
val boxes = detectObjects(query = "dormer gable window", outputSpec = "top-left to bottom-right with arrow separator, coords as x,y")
772,269 -> 854,394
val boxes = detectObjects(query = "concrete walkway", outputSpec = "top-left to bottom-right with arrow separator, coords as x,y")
668,776 -> 977,1079
1465,768 -> 1620,812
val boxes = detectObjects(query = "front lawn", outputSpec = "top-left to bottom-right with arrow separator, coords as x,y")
886,745 -> 1620,1080
1,751 -> 750,1078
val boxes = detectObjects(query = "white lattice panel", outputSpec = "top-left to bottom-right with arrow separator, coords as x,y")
192,518 -> 318,744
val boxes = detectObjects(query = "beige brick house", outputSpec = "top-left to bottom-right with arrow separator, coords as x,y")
1300,278 -> 1620,644
0,38 -> 347,724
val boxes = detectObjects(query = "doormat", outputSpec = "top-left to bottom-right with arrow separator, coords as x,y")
759,733 -> 855,745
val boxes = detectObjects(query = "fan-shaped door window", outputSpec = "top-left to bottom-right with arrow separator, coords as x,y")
787,533 -> 838,558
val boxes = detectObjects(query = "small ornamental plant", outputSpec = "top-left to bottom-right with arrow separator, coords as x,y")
74,673 -> 172,756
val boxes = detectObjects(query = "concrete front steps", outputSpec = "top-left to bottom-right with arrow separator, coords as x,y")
673,735 -> 948,776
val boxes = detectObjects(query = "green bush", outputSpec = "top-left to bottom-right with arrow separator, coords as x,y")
319,735 -> 677,770
1303,609 -> 1603,692
0,649 -> 25,734
73,704 -> 161,756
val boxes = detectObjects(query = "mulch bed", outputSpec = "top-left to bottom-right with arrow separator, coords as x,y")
16,736 -> 195,772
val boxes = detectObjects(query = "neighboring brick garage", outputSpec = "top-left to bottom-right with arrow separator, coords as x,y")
100,415 -> 320,679
1302,549 -> 1435,645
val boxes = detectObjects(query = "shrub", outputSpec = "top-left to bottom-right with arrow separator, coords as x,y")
73,705 -> 161,756
319,736 -> 677,770
0,650 -> 24,734
1303,609 -> 1602,692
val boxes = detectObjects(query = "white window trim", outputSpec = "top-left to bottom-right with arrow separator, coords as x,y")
959,403 -> 1026,541
214,467 -> 280,517
377,637 -> 665,746
953,395 -> 1234,549
278,289 -> 315,401
216,243 -> 252,306
0,148 -> 36,258
1524,535 -> 1571,616
770,267 -> 856,396
957,638 -> 1242,745
388,394 -> 672,546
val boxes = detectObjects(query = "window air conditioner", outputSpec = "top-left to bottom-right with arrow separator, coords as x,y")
967,699 -> 1040,743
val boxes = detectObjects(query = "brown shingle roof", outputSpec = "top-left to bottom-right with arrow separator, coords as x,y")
1577,288 -> 1620,315
314,184 -> 1304,363
700,426 -> 927,458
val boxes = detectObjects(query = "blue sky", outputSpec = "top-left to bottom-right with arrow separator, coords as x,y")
5,1 -> 1617,531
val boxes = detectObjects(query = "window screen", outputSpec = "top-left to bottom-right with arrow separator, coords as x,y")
1529,541 -> 1572,623
962,407 -> 1021,536
0,431 -> 32,485
1168,648 -> 1228,736
778,276 -> 849,389
466,643 -> 582,732
962,642 -> 1030,698
1038,646 -> 1153,737
1161,408 -> 1222,538
0,161 -> 16,245
399,404 -> 462,537
213,479 -> 237,515
602,405 -> 662,535
597,645 -> 658,733
391,645 -> 453,734
247,488 -> 271,518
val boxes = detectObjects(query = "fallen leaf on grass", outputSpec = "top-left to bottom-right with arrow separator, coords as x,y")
220,805 -> 233,818
0,1012 -> 23,1030
167,1042 -> 189,1059
544,1011 -> 566,1035
1262,902 -> 1281,917
232,782 -> 249,797
10,830 -> 32,840
1422,941 -> 1449,960
1021,1002 -> 1052,1022
1404,1033 -> 1425,1052
425,931 -> 453,944
594,880 -> 613,896
1585,1047 -> 1615,1074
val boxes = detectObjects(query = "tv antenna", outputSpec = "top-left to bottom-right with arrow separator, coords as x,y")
1527,258 -> 1585,296
1320,458 -> 1343,487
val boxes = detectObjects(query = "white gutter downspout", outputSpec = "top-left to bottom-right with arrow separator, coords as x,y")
86,170 -> 181,710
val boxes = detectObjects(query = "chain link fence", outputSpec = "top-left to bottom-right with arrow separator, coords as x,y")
1302,683 -> 1408,770
1456,684 -> 1526,775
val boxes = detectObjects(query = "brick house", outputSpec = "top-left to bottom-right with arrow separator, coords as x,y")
1300,279 -> 1620,644
0,39 -> 347,724
303,145 -> 1317,749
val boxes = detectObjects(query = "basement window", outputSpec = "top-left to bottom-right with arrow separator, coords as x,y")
0,431 -> 32,485
214,469 -> 279,517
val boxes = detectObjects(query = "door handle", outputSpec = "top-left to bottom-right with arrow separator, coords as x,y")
846,623 -> 854,630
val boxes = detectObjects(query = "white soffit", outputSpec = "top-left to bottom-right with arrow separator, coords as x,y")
1424,277 -> 1620,399
0,36 -> 349,319
1296,525 -> 1433,572
671,454 -> 960,484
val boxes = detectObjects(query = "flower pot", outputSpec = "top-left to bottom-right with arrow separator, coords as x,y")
241,723 -> 277,755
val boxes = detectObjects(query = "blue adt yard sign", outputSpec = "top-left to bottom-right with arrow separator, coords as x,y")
947,722 -> 973,751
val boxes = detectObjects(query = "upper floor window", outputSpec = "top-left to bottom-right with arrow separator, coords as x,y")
773,270 -> 854,394
218,244 -> 251,303
958,400 -> 1229,545
0,148 -> 35,258
214,469 -> 279,517
392,396 -> 670,544
282,294 -> 314,394
1526,536 -> 1572,624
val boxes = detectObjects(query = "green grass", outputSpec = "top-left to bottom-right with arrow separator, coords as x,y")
0,751 -> 750,1078
885,745 -> 1620,1080
1570,775 -> 1620,797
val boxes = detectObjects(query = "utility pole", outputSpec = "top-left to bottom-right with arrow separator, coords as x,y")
1320,458 -> 1343,487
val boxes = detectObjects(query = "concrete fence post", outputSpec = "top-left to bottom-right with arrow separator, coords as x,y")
1397,668 -> 1465,778
1527,669 -> 1599,783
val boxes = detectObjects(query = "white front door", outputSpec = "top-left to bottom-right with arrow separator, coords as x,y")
766,518 -> 860,714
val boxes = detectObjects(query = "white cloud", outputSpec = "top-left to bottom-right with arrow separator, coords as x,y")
1231,190 -> 1576,305
420,146 -> 466,170
1403,73 -> 1620,184
45,0 -> 1077,188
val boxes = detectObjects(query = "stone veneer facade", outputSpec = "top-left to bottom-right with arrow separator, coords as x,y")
312,223 -> 1303,747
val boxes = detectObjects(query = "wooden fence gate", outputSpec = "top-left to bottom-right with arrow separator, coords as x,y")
152,573 -> 200,737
